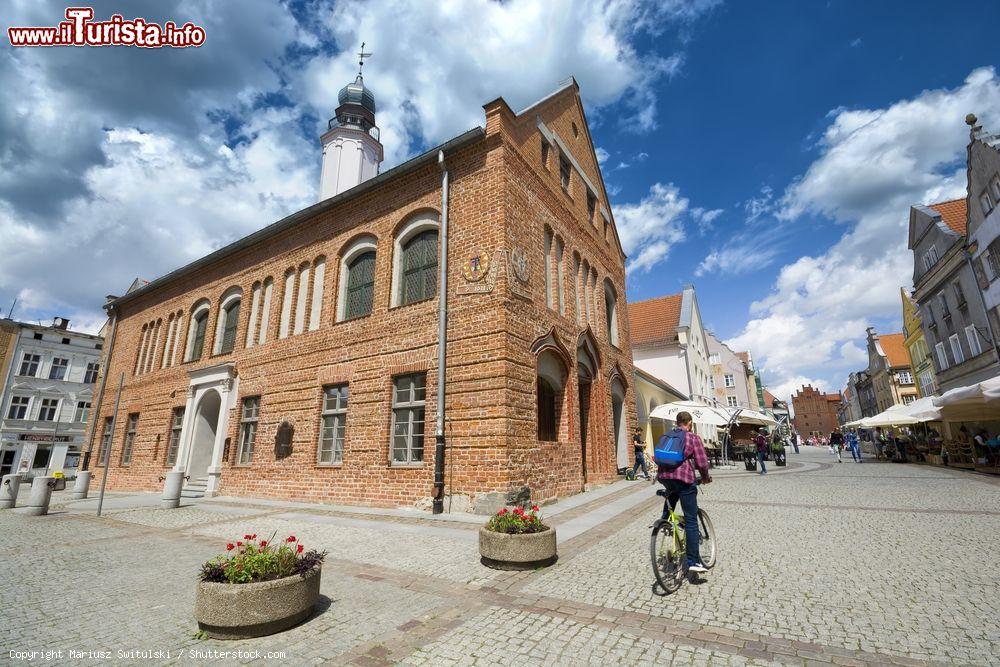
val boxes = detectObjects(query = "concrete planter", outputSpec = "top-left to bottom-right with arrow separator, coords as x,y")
195,567 -> 321,639
479,526 -> 557,570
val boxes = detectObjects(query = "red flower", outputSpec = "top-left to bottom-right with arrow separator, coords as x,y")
259,540 -> 267,548
243,534 -> 252,540
297,544 -> 304,554
531,505 -> 539,512
236,541 -> 243,547
286,536 -> 296,543
498,508 -> 508,516
250,534 -> 257,540
226,543 -> 235,551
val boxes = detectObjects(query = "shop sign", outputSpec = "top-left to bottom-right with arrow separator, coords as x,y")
18,434 -> 75,443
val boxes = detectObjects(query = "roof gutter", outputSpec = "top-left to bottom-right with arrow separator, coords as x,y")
108,127 -> 485,311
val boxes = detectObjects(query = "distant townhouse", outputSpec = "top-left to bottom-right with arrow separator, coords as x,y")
633,367 -> 687,449
964,114 -> 1000,361
735,351 -> 763,411
908,196 -> 1000,392
761,388 -> 790,430
901,288 -> 936,397
791,385 -> 841,437
864,328 -> 918,412
706,333 -> 755,410
0,318 -> 104,478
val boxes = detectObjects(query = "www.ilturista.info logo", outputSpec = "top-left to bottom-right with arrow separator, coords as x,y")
7,7 -> 206,48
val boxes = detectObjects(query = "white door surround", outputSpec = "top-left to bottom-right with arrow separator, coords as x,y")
174,362 -> 238,496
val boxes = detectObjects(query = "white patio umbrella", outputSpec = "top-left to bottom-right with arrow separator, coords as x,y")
859,408 -> 921,428
649,401 -> 731,427
932,377 -> 1000,421
724,407 -> 778,426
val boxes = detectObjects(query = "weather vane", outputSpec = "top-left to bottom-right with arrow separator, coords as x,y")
357,42 -> 372,77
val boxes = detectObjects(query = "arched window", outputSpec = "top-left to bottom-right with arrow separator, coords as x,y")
391,212 -> 439,307
134,324 -> 149,376
245,282 -> 262,349
573,253 -> 583,324
401,230 -> 438,305
556,236 -> 565,315
279,269 -> 294,339
544,227 -> 553,309
215,289 -> 242,355
337,236 -> 377,321
309,256 -> 326,331
294,262 -> 310,335
258,278 -> 273,344
604,280 -> 619,347
536,350 -> 567,442
186,301 -> 211,362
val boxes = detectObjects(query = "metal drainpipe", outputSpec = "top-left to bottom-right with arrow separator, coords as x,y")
432,150 -> 449,514
82,306 -> 118,471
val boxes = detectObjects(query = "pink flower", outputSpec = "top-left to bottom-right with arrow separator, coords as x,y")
259,540 -> 267,548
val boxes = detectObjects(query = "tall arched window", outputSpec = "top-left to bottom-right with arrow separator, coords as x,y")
544,227 -> 554,309
337,236 -> 378,321
294,262 -> 310,335
401,230 -> 438,305
186,301 -> 211,362
556,236 -> 565,315
134,324 -> 149,376
308,256 -> 326,331
391,212 -> 439,307
279,269 -> 294,339
245,282 -> 262,349
536,350 -> 567,442
215,289 -> 242,355
604,279 -> 619,347
258,278 -> 273,344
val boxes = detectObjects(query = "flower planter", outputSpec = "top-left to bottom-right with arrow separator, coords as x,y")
479,526 -> 557,570
195,566 -> 321,639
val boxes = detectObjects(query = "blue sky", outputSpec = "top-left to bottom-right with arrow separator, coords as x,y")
2,0 -> 999,400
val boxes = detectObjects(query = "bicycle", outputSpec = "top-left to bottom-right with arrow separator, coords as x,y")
649,482 -> 716,594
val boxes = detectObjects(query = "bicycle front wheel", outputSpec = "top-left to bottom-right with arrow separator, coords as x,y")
650,520 -> 685,593
697,509 -> 717,569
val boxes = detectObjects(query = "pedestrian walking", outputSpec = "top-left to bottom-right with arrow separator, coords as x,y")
791,432 -> 800,454
632,427 -> 650,480
754,428 -> 768,475
875,427 -> 887,461
847,429 -> 862,462
830,430 -> 844,463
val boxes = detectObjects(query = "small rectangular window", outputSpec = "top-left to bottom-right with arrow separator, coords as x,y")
949,334 -> 964,365
727,396 -> 738,408
953,281 -> 966,306
61,337 -> 70,345
236,397 -> 260,466
7,396 -> 30,420
166,408 -> 185,465
49,357 -> 69,380
540,139 -> 550,168
18,353 -> 40,377
724,374 -> 735,388
318,385 -> 348,465
586,191 -> 597,220
966,325 -> 982,357
391,373 -> 426,464
98,416 -> 114,466
38,398 -> 59,421
559,156 -> 571,192
33,332 -> 43,340
75,401 -> 91,423
84,362 -> 100,384
121,413 -> 138,466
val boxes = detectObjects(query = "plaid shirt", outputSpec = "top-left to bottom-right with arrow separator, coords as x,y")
656,430 -> 711,485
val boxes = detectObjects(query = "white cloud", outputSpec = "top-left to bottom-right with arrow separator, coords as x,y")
767,376 -> 833,407
595,147 -> 610,164
615,183 -> 691,273
729,67 -> 1000,396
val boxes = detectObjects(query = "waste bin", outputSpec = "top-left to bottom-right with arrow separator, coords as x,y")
774,450 -> 787,467
743,453 -> 757,471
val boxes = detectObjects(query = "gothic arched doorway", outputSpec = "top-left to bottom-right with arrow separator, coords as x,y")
187,389 -> 221,479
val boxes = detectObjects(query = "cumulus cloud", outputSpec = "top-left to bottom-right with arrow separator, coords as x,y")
615,183 -> 691,273
0,0 -> 717,331
728,67 -> 1000,396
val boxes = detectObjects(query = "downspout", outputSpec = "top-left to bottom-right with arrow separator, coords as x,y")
82,305 -> 118,470
432,150 -> 449,514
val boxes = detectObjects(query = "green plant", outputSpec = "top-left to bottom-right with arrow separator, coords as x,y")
484,505 -> 548,534
199,532 -> 326,584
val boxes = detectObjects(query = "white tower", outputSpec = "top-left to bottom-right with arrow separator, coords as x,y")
319,46 -> 383,200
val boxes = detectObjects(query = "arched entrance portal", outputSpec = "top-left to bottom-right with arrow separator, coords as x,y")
610,377 -> 627,469
187,389 -> 221,480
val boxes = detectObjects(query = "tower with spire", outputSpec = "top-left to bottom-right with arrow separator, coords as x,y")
319,43 -> 384,200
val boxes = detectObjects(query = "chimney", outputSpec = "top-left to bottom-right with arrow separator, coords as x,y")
52,317 -> 70,330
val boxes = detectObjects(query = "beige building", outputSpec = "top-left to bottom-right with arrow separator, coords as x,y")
865,328 -> 918,413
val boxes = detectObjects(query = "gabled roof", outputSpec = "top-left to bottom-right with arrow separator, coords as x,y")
927,198 -> 967,236
762,388 -> 777,406
878,333 -> 910,368
628,294 -> 682,347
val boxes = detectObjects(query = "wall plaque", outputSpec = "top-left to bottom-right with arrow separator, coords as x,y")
275,421 -> 294,459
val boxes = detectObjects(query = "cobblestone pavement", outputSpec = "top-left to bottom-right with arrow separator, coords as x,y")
2,448 -> 998,666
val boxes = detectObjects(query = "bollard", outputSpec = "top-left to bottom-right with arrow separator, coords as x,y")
23,476 -> 55,516
70,470 -> 92,500
161,471 -> 185,509
1,474 -> 22,509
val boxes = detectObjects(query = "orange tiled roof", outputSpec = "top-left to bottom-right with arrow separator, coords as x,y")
928,198 -> 967,236
879,333 -> 910,368
628,294 -> 682,347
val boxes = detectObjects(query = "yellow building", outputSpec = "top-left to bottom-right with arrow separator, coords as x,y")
0,319 -> 18,388
901,288 -> 936,397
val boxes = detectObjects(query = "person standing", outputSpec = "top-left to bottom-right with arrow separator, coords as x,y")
656,411 -> 713,573
875,427 -> 887,461
791,432 -> 800,454
847,429 -> 862,463
632,427 -> 650,480
754,429 -> 768,475
830,430 -> 844,463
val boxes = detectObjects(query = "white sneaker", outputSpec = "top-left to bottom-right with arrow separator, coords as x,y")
688,562 -> 708,573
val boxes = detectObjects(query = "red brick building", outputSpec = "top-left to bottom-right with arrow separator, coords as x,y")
84,76 -> 635,512
791,385 -> 842,437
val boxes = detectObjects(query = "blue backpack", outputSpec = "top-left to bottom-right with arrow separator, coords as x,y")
654,428 -> 688,468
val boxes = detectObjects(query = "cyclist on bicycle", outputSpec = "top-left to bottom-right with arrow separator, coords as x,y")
657,411 -> 712,573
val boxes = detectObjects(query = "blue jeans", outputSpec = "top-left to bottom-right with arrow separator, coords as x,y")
757,450 -> 767,473
660,479 -> 701,565
850,444 -> 861,461
632,450 -> 649,478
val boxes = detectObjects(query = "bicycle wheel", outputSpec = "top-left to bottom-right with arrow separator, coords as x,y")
697,509 -> 717,569
650,520 -> 685,593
